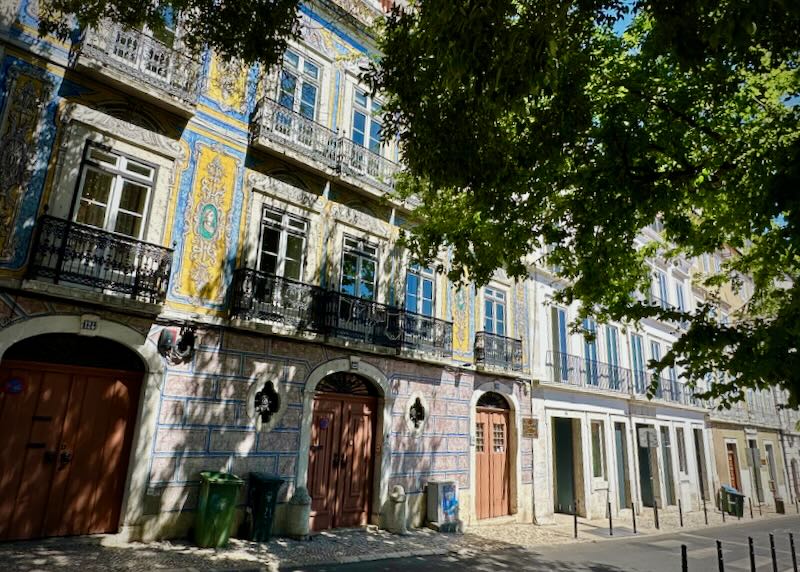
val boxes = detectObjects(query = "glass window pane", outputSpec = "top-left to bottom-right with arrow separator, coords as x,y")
352,111 -> 366,146
76,202 -> 107,229
359,259 -> 376,300
422,298 -> 433,317
88,148 -> 118,167
284,235 -> 304,280
114,211 -> 142,238
496,304 -> 505,324
284,50 -> 299,68
369,120 -> 381,154
118,181 -> 149,214
304,60 -> 319,79
484,300 -> 493,332
279,71 -> 296,108
341,253 -> 358,296
354,89 -> 368,107
260,227 -> 280,257
80,169 -> 113,205
422,277 -> 433,300
125,161 -> 153,179
300,82 -> 317,119
260,252 -> 277,275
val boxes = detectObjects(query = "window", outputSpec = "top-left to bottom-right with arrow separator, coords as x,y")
650,341 -> 662,396
667,366 -> 679,401
258,207 -> 307,280
676,427 -> 687,473
765,443 -> 778,485
630,334 -> 645,393
340,236 -> 378,300
483,287 -> 506,336
583,318 -> 598,385
553,307 -> 569,382
652,270 -> 669,308
279,49 -> 320,120
591,421 -> 606,479
675,282 -> 687,313
352,88 -> 382,155
74,145 -> 154,239
405,265 -> 434,316
606,325 -> 621,389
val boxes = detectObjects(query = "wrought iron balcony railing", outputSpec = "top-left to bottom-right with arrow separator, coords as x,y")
229,268 -> 325,332
27,216 -> 173,305
251,98 -> 339,170
400,308 -> 453,358
337,137 -> 400,193
251,97 -> 402,193
632,371 -> 703,406
546,351 -> 631,393
229,269 -> 453,356
474,331 -> 524,371
78,22 -> 202,105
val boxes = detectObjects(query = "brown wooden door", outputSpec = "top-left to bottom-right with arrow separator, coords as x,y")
308,395 -> 375,531
476,408 -> 510,519
0,361 -> 141,540
727,444 -> 741,491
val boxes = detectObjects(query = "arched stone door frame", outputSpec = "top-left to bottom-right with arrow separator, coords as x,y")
468,381 -> 522,523
0,315 -> 164,538
297,358 -> 392,525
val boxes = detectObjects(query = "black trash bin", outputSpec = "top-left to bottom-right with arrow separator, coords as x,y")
249,472 -> 285,541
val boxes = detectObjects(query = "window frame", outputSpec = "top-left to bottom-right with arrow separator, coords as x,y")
340,234 -> 379,301
72,143 -> 156,241
630,333 -> 646,393
278,48 -> 321,121
256,206 -> 309,281
483,286 -> 507,336
676,427 -> 688,474
351,86 -> 383,156
591,420 -> 607,480
405,264 -> 435,317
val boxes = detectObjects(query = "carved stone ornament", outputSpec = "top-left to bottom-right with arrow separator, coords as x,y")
254,380 -> 281,424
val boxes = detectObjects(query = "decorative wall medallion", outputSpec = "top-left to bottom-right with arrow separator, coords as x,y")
254,380 -> 281,424
409,397 -> 425,428
404,391 -> 429,436
246,377 -> 287,431
0,63 -> 54,262
198,203 -> 219,240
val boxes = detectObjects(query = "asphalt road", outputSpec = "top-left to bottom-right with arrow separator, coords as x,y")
285,516 -> 800,572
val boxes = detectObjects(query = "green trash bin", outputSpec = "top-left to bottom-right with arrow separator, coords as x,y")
721,485 -> 744,517
249,473 -> 285,542
195,471 -> 244,548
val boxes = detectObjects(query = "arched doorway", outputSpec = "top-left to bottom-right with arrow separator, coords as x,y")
0,334 -> 144,540
307,372 -> 378,530
475,391 -> 511,519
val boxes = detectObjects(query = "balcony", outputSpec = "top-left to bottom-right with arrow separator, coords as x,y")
633,372 -> 704,407
27,216 -> 173,306
229,269 -> 453,357
546,351 -> 630,393
229,268 -> 325,332
74,22 -> 202,116
250,97 -> 402,196
474,331 -> 524,372
250,98 -> 339,173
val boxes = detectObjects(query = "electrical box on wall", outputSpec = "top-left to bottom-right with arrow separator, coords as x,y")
426,480 -> 462,533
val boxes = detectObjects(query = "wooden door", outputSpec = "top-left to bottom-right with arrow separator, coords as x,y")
476,408 -> 510,519
0,361 -> 141,541
308,395 -> 375,531
727,443 -> 741,491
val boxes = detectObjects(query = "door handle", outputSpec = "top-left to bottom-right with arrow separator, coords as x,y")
58,450 -> 73,468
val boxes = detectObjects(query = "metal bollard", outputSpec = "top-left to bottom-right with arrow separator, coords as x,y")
720,491 -> 726,523
770,533 -> 778,572
679,499 -> 684,527
573,503 -> 578,539
632,503 -> 638,534
749,537 -> 756,572
759,501 -> 762,517
608,501 -> 613,536
796,498 -> 799,514
682,544 -> 688,572
718,540 -> 725,572
704,498 -> 709,525
749,497 -> 754,519
791,532 -> 798,572
654,499 -> 660,530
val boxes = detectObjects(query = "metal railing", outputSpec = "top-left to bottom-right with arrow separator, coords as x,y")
78,22 -> 202,105
337,136 -> 400,193
251,98 -> 339,169
251,97 -> 402,192
474,331 -> 524,371
27,215 -> 173,305
229,268 -> 325,331
229,269 -> 453,356
632,371 -> 703,406
546,351 -> 630,393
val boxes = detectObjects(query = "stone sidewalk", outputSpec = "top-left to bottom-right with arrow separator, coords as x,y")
0,506 -> 793,572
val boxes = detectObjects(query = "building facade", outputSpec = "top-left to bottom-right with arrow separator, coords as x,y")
0,0 -> 796,545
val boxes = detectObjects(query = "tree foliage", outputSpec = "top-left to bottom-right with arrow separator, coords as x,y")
366,0 -> 800,405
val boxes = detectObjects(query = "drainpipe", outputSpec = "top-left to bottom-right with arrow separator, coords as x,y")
530,269 -> 539,524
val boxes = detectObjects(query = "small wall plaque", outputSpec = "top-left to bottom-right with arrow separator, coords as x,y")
522,417 -> 539,438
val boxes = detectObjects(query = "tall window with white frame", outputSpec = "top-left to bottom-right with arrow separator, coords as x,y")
650,341 -> 662,397
553,307 -> 569,383
74,145 -> 154,240
405,265 -> 434,316
483,287 -> 506,336
676,427 -> 688,474
630,333 -> 646,394
258,207 -> 307,281
278,49 -> 320,120
653,270 -> 669,309
583,317 -> 598,386
340,236 -> 378,301
352,88 -> 382,155
606,325 -> 621,389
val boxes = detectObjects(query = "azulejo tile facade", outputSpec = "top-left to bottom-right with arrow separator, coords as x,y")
0,0 -> 796,545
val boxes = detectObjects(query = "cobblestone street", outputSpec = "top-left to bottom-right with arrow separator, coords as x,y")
0,506 -> 793,571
